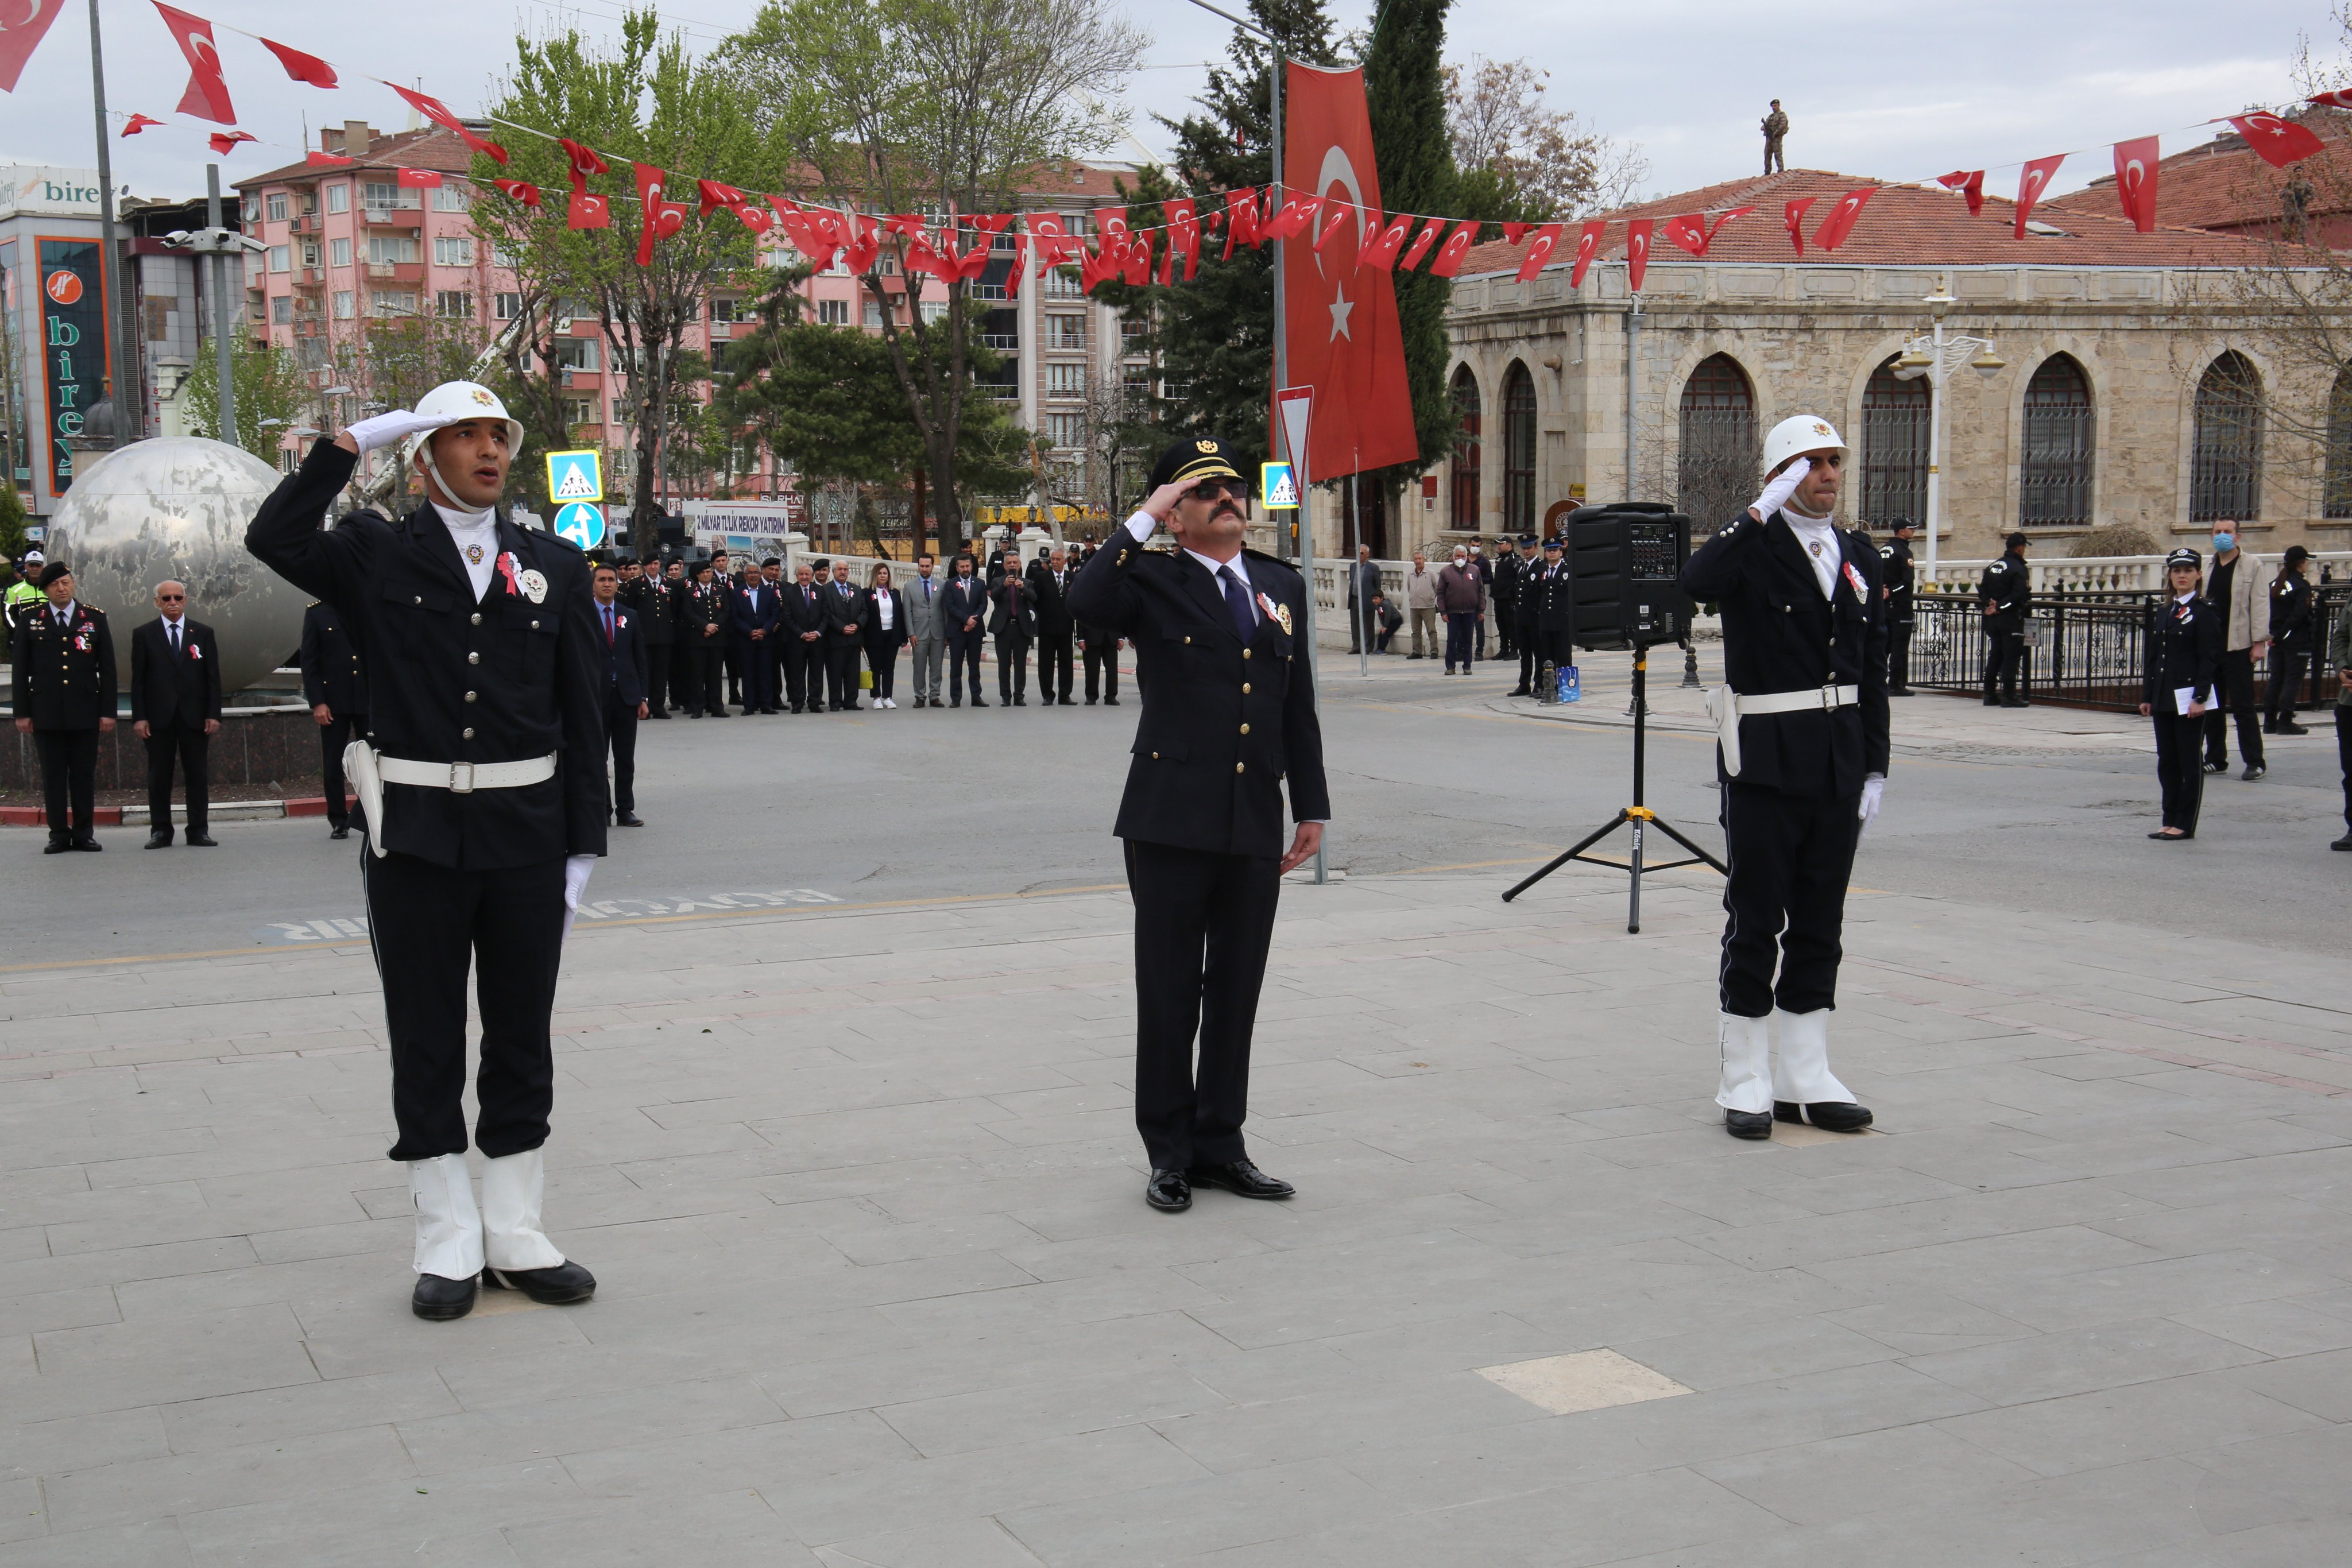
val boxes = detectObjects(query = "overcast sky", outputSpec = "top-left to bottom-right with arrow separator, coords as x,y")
0,0 -> 2334,208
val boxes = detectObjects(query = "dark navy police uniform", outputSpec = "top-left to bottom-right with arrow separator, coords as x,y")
2145,566 -> 2222,838
301,599 -> 369,830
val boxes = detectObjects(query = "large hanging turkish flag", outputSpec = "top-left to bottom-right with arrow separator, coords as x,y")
153,3 -> 235,125
1279,60 -> 1416,479
0,0 -> 69,93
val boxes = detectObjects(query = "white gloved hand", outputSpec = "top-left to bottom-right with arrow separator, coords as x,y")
560,853 -> 597,942
345,408 -> 458,455
1750,458 -> 1811,520
1857,775 -> 1885,840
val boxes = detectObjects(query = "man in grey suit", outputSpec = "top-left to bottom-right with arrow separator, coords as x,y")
904,552 -> 949,708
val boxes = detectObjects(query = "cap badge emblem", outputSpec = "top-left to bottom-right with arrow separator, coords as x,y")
471,388 -> 496,406
1195,440 -> 1217,454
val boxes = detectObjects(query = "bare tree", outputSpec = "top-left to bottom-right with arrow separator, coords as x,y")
1443,56 -> 1648,219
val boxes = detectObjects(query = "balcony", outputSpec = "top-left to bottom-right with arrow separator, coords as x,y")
291,214 -> 322,234
294,268 -> 325,288
560,369 -> 602,390
979,332 -> 1018,351
366,261 -> 425,284
362,207 -> 424,229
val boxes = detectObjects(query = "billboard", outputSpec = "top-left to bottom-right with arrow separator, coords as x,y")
37,235 -> 106,498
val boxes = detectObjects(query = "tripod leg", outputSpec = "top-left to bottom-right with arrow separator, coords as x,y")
1627,814 -> 1645,934
1647,815 -> 1729,875
1502,811 -> 1630,902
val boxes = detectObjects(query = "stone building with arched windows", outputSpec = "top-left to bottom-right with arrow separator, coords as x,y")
1429,164 -> 2338,563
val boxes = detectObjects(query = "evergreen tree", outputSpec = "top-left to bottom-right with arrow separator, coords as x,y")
1361,0 -> 1458,524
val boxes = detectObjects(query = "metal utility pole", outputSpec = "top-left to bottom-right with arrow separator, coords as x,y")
87,0 -> 131,447
206,166 -> 237,445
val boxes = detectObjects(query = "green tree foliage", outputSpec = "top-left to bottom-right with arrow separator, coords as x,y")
718,0 -> 1145,556
0,476 -> 26,564
179,337 -> 308,456
1363,0 -> 1458,514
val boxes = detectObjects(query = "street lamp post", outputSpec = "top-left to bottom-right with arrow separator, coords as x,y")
1890,281 -> 2004,593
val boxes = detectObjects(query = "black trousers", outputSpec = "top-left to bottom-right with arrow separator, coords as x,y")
865,638 -> 899,701
2338,707 -> 2352,831
1719,781 -> 1860,1019
34,728 -> 98,842
1887,620 -> 1914,691
2154,705 -> 2205,834
826,635 -> 862,708
361,850 -> 564,1162
1124,838 -> 1280,1170
782,637 -> 818,710
2264,644 -> 2310,727
669,640 -> 697,711
1036,632 -> 1074,702
144,721 -> 210,834
2203,649 -> 2264,768
643,645 -> 672,713
319,711 -> 366,826
1983,627 -> 2025,700
996,633 -> 1030,701
1517,630 -> 1539,691
736,637 -> 777,711
605,696 -> 637,813
948,630 -> 985,702
691,640 -> 727,715
723,640 -> 743,705
1445,611 -> 1477,670
1084,638 -> 1120,702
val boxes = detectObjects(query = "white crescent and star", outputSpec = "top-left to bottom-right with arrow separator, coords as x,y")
1313,145 -> 1371,341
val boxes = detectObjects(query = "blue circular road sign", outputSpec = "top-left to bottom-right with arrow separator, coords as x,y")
553,501 -> 607,550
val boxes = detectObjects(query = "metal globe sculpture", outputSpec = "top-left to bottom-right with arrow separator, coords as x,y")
43,438 -> 308,702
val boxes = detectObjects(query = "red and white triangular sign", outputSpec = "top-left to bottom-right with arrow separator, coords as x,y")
1276,386 -> 1313,484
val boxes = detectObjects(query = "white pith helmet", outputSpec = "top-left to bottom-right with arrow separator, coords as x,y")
405,381 -> 527,475
1762,414 -> 1847,475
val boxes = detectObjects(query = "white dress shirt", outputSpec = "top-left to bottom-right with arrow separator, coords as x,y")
1781,505 -> 1840,599
438,501 -> 500,599
876,591 -> 895,632
1121,510 -> 1256,623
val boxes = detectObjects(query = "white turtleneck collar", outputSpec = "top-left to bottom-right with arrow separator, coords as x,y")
431,492 -> 501,599
1778,502 -> 1840,598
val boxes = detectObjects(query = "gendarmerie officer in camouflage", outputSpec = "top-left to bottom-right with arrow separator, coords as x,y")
247,381 -> 605,1322
1067,436 -> 1330,1213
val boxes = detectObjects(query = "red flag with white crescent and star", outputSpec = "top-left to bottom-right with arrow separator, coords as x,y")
153,2 -> 235,124
1783,197 -> 1816,256
206,130 -> 256,155
1569,220 -> 1607,287
1516,223 -> 1564,281
0,0 -> 69,92
1936,169 -> 1984,216
260,37 -> 336,88
2013,156 -> 2064,238
633,164 -> 686,266
2229,113 -> 2324,168
122,113 -> 164,136
1278,60 -> 1415,478
1814,187 -> 1877,251
384,82 -> 507,164
2111,137 -> 2160,233
1625,219 -> 1653,290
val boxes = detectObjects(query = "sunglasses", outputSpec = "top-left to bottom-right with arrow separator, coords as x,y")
1190,478 -> 1248,502
157,593 -> 185,602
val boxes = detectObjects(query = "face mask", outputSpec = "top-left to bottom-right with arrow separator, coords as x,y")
2212,533 -> 2235,553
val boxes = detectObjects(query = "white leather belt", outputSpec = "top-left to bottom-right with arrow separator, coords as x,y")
342,745 -> 556,858
1705,683 -> 1859,778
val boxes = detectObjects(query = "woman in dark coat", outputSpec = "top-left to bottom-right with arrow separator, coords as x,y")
862,562 -> 911,709
2141,548 -> 2224,841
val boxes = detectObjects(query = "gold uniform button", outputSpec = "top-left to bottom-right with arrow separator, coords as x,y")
1183,635 -> 1191,645
467,652 -> 480,664
470,613 -> 481,625
1239,723 -> 1250,734
462,727 -> 474,739
464,690 -> 477,703
1235,762 -> 1245,774
1243,648 -> 1252,660
1151,751 -> 1160,760
531,620 -> 540,630
1241,683 -> 1251,694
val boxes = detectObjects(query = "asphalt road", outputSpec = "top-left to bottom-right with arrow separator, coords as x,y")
8,653 -> 2347,969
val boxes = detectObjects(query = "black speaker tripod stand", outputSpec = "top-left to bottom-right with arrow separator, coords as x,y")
1501,644 -> 1725,934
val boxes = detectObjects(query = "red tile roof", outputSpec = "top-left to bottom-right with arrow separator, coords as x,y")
1456,167 -> 2275,279
2042,107 -> 2352,233
237,126 -> 486,189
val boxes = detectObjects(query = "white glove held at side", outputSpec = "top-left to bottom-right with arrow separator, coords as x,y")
345,408 -> 458,455
1750,458 -> 1811,520
1857,775 -> 1885,839
560,853 -> 597,942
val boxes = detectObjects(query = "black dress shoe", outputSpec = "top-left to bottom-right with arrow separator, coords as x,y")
1725,1109 -> 1774,1140
330,824 -> 350,840
412,1271 -> 478,1321
950,698 -> 962,708
2279,721 -> 2311,735
1145,1169 -> 1192,1212
42,839 -> 70,855
1059,698 -> 1076,706
1085,697 -> 1098,706
185,833 -> 217,847
616,810 -> 644,827
2149,829 -> 2193,841
1104,696 -> 1120,706
1889,686 -> 1915,696
2001,698 -> 2031,708
1775,1101 -> 1874,1132
970,697 -> 987,707
483,1259 -> 597,1304
145,830 -> 173,849
71,838 -> 102,852
2332,833 -> 2352,850
1186,1159 -> 1294,1199
1013,695 -> 1027,706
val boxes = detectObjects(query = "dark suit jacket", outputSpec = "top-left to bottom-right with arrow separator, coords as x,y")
129,617 -> 225,731
592,598 -> 650,710
245,438 -> 608,869
1028,564 -> 1077,636
1067,536 -> 1330,857
780,581 -> 827,640
861,587 -> 908,650
943,575 -> 990,637
1679,509 -> 1890,799
991,575 -> 1036,640
10,602 -> 117,730
821,579 -> 869,640
730,580 -> 781,642
301,600 -> 368,716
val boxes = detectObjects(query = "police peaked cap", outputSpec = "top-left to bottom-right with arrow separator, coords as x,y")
2165,547 -> 2202,571
1149,436 -> 1246,491
37,561 -> 72,588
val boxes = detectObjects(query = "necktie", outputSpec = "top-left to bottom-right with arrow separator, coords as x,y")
1218,566 -> 1254,641
169,622 -> 181,656
603,606 -> 614,645
923,580 -> 931,601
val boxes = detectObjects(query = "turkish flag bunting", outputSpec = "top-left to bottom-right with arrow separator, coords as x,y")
493,179 -> 541,207
0,0 -> 69,93
1516,222 -> 1565,281
1662,206 -> 1754,257
560,139 -> 608,180
1815,186 -> 1877,250
1003,233 -> 1030,299
2309,90 -> 2352,109
842,214 -> 881,274
1314,204 -> 1355,252
1359,211 -> 1415,270
2112,137 -> 2160,233
700,181 -> 748,218
1279,57 -> 1416,478
1028,212 -> 1084,274
385,83 -> 508,165
1782,197 -> 1817,256
1261,191 -> 1323,242
1220,189 -> 1263,257
397,167 -> 443,189
307,150 -> 354,167
1093,207 -> 1131,243
122,114 -> 165,136
1124,230 -> 1154,286
1429,221 -> 1479,277
1569,220 -> 1607,288
1502,222 -> 1531,245
2229,113 -> 2325,168
883,213 -> 927,240
567,189 -> 609,230
207,131 -> 256,155
2013,156 -> 2063,238
154,3 -> 237,125
1397,216 -> 1446,270
1936,169 -> 1985,215
1164,199 -> 1200,282
1625,219 -> 1653,291
734,204 -> 771,235
261,37 -> 337,88
633,165 -> 687,266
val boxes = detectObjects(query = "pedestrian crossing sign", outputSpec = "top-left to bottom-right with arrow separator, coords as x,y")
546,449 -> 603,503
1261,461 -> 1298,510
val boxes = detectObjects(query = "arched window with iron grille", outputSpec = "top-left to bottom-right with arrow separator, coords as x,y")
1502,363 -> 1537,534
2191,351 -> 2263,522
1450,366 -> 1481,533
2323,365 -> 2352,520
1677,353 -> 1758,524
1859,357 -> 1929,525
2019,354 -> 2094,526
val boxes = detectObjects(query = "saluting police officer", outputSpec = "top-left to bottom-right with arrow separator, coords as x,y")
1679,415 -> 1887,1140
11,562 -> 117,853
247,381 -> 605,1322
301,598 -> 369,840
1067,436 -> 1330,1213
1879,518 -> 1917,696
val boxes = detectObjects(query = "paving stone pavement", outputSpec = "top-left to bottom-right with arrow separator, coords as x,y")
2,861 -> 2350,1566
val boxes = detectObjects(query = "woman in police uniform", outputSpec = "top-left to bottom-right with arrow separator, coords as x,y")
2141,547 -> 2222,842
